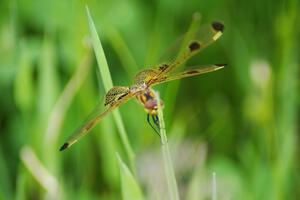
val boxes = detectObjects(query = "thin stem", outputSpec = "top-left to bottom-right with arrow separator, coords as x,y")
212,172 -> 217,200
44,50 -> 92,147
156,92 -> 180,200
86,6 -> 136,172
20,146 -> 61,199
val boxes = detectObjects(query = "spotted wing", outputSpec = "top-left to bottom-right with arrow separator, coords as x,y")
148,22 -> 225,86
151,64 -> 226,86
59,92 -> 134,151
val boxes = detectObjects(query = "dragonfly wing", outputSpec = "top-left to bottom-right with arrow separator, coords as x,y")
60,92 -> 134,151
148,22 -> 224,86
151,64 -> 226,86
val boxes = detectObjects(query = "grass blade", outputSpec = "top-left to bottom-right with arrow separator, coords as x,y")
156,92 -> 180,200
212,172 -> 217,200
117,154 -> 144,200
86,6 -> 136,171
20,146 -> 61,199
44,50 -> 92,148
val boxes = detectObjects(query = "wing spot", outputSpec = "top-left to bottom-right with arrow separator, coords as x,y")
212,22 -> 224,32
215,63 -> 227,67
59,143 -> 69,151
189,42 -> 201,52
185,70 -> 199,74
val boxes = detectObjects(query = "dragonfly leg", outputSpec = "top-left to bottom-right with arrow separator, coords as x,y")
152,115 -> 160,128
147,114 -> 161,138
152,115 -> 161,138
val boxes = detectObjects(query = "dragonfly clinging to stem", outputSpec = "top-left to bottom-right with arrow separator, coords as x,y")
60,21 -> 226,151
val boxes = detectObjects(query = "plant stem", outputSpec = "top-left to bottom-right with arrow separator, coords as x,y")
156,92 -> 180,200
86,6 -> 136,172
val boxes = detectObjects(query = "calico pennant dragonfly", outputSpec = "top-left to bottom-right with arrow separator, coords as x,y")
60,21 -> 225,151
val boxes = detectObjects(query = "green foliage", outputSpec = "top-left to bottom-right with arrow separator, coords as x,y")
0,0 -> 299,199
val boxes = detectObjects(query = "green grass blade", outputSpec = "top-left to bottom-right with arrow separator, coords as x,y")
14,41 -> 34,112
86,7 -> 113,89
273,3 -> 298,198
212,172 -> 217,200
20,146 -> 62,199
15,169 -> 27,200
86,6 -> 136,171
44,50 -> 92,148
117,154 -> 144,200
156,92 -> 180,200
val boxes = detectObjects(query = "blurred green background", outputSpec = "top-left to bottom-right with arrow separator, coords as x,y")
0,0 -> 299,199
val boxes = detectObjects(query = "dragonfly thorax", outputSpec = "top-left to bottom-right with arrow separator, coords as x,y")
136,88 -> 164,116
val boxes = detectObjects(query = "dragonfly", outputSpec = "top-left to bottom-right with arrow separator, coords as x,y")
60,21 -> 225,151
